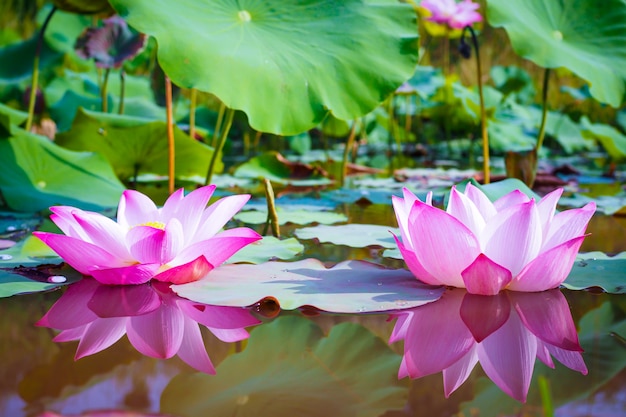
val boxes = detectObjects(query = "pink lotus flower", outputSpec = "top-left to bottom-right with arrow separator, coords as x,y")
37,278 -> 261,373
390,289 -> 587,402
420,0 -> 482,29
392,184 -> 595,295
34,185 -> 261,285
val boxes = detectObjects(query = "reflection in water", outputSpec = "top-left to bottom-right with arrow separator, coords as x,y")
390,288 -> 588,402
37,279 -> 261,373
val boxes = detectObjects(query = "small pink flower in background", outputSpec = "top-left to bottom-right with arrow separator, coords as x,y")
37,279 -> 260,374
392,184 -> 595,295
420,0 -> 482,29
34,185 -> 261,285
390,289 -> 587,402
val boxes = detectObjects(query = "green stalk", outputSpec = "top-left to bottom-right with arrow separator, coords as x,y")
205,107 -> 234,185
25,5 -> 57,131
538,376 -> 554,417
101,68 -> 111,113
212,102 -> 226,148
467,26 -> 490,184
165,76 -> 175,194
189,88 -> 197,139
340,120 -> 358,187
536,68 -> 551,153
263,178 -> 280,238
118,69 -> 126,114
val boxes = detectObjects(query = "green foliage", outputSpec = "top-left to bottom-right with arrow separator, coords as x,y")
108,0 -> 419,134
55,108 -> 222,182
488,0 -> 626,107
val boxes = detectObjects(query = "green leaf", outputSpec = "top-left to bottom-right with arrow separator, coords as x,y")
487,0 -> 626,107
563,252 -> 626,293
172,258 -> 443,313
0,236 -> 61,267
55,108 -> 221,182
0,103 -> 28,127
0,33 -> 62,83
295,224 -> 399,249
234,152 -> 332,186
161,316 -> 406,417
226,236 -> 304,264
109,0 -> 419,134
580,117 -> 626,161
0,128 -> 125,212
40,5 -> 92,53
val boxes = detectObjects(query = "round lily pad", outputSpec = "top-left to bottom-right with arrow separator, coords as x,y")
172,258 -> 443,313
294,224 -> 399,249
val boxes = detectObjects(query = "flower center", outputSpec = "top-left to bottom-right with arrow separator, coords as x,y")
136,221 -> 165,230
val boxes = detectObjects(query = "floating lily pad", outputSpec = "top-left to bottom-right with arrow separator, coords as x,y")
488,0 -> 626,107
55,108 -> 221,182
226,236 -> 304,264
109,0 -> 419,134
235,209 -> 347,226
161,316 -> 406,417
0,128 -> 125,212
172,258 -> 443,313
563,252 -> 626,294
0,238 -> 80,297
295,224 -> 399,249
559,194 -> 626,216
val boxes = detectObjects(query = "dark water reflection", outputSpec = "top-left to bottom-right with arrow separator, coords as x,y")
0,281 -> 624,417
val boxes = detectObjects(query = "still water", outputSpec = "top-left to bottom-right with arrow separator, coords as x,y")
1,204 -> 625,417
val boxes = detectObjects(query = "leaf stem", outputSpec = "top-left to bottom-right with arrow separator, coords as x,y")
536,68 -> 551,153
340,120 -> 358,187
189,88 -> 197,139
26,5 -> 57,132
165,76 -> 175,194
101,68 -> 111,113
212,102 -> 226,148
205,107 -> 234,185
118,69 -> 126,114
263,178 -> 280,238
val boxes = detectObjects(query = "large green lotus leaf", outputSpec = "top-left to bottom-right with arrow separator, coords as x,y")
460,301 -> 626,416
487,0 -> 626,107
0,128 -> 125,212
295,224 -> 399,249
55,108 -> 222,181
162,316 -> 406,417
580,117 -> 626,161
108,0 -> 419,135
235,208 -> 347,225
226,236 -> 304,264
172,258 -> 443,313
0,236 -> 61,267
563,252 -> 626,294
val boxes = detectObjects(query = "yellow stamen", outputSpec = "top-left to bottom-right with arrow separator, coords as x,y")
136,221 -> 165,230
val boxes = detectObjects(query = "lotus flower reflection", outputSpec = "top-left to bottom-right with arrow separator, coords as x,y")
37,278 -> 260,373
390,289 -> 587,402
392,185 -> 595,295
34,185 -> 261,285
421,0 -> 483,29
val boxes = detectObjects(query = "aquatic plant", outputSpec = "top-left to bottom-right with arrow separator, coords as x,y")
34,185 -> 261,285
392,184 -> 596,294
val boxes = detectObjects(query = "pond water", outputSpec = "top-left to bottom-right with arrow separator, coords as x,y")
1,201 -> 625,417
